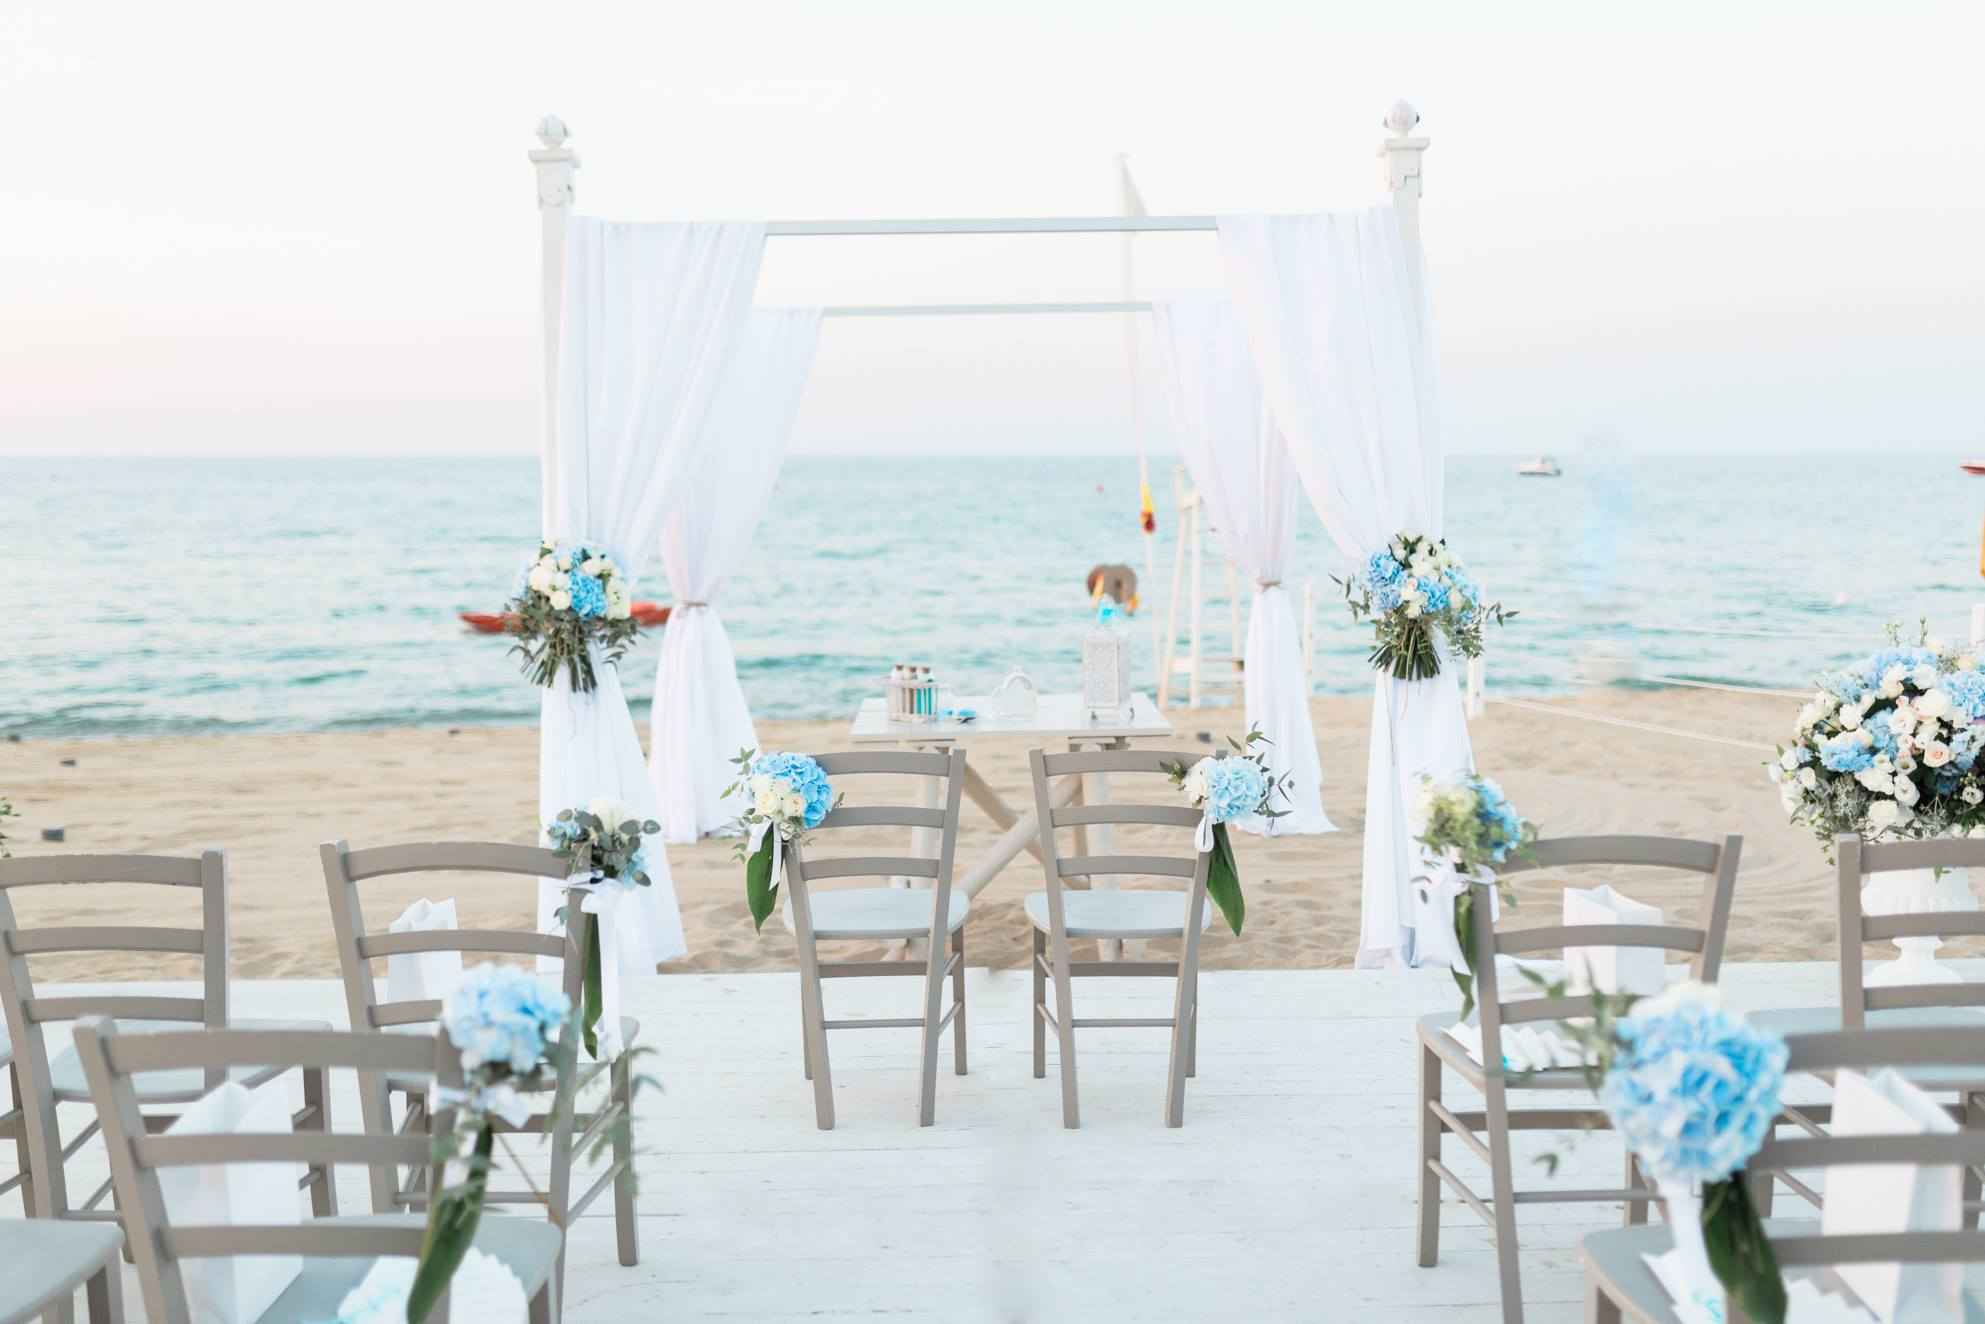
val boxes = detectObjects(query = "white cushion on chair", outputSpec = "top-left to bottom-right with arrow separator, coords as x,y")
1024,890 -> 1213,940
785,888 -> 969,941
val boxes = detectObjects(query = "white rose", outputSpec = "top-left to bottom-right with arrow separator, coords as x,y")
1779,784 -> 1802,814
1879,666 -> 1907,698
1404,600 -> 1424,619
1798,767 -> 1818,789
1891,697 -> 1916,724
608,598 -> 632,621
1183,758 -> 1213,806
1857,729 -> 1874,748
549,589 -> 572,611
1389,538 -> 1408,562
1965,785 -> 1984,806
580,557 -> 603,577
1894,779 -> 1921,807
556,554 -> 572,571
1868,800 -> 1902,830
1778,749 -> 1801,771
1855,767 -> 1892,793
1924,741 -> 1953,768
527,565 -> 556,594
1839,706 -> 1863,730
781,791 -> 805,819
753,786 -> 781,815
1896,752 -> 1918,773
537,555 -> 559,574
1913,663 -> 1941,690
1919,689 -> 1953,719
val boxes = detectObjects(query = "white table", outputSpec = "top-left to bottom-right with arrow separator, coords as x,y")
850,692 -> 1175,959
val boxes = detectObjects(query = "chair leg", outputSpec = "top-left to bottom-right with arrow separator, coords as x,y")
8,1064 -> 33,1217
1051,948 -> 1080,1129
951,928 -> 968,1077
1031,930 -> 1047,1080
800,994 -> 813,1081
1485,1083 -> 1525,1324
1184,968 -> 1199,1079
799,961 -> 835,1131
1624,1150 -> 1647,1227
1163,962 -> 1193,1128
1417,1042 -> 1442,1268
302,1065 -> 336,1217
1967,1093 -> 1985,1230
916,928 -> 948,1127
529,1279 -> 554,1324
612,1052 -> 639,1266
85,1255 -> 124,1324
1584,1275 -> 1621,1324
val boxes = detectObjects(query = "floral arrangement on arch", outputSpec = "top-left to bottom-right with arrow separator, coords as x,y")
1770,626 -> 1985,852
725,751 -> 839,932
506,540 -> 638,694
1163,729 -> 1291,937
1412,773 -> 1537,1019
547,800 -> 660,1058
1336,532 -> 1512,681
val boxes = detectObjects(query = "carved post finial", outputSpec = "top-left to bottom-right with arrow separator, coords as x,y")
530,115 -> 577,209
1383,100 -> 1421,140
536,115 -> 569,149
1378,100 -> 1428,195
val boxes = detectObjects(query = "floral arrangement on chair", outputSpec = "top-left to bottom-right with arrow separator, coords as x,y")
725,750 -> 839,932
1559,983 -> 1790,1324
1770,627 -> 1985,851
506,540 -> 637,693
0,797 -> 13,857
1412,773 -> 1537,1018
1164,729 -> 1291,937
547,800 -> 660,1058
409,965 -> 572,1324
1335,532 -> 1512,681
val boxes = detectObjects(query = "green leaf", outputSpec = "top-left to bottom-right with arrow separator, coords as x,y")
407,1123 -> 493,1323
744,832 -> 778,932
1452,890 -> 1477,1022
582,917 -> 604,1060
1204,822 -> 1245,936
1703,1177 -> 1786,1324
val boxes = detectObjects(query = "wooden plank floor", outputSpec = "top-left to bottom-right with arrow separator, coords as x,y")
9,962 -> 1854,1322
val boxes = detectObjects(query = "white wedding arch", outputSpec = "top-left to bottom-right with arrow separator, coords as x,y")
525,102 -> 1469,971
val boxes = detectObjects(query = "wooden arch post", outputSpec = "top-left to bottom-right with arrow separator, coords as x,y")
530,115 -> 578,536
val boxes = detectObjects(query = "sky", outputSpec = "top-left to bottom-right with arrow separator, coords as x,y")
4,0 -> 1983,458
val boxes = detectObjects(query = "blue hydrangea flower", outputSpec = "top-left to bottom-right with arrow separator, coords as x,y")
752,752 -> 835,829
566,570 -> 607,619
1953,725 -> 1985,771
1945,670 -> 1985,720
1473,777 -> 1526,861
1204,758 -> 1267,823
1818,732 -> 1874,773
1375,583 -> 1403,612
1600,990 -> 1787,1183
442,965 -> 570,1074
1366,551 -> 1405,588
1445,567 -> 1481,607
1418,578 -> 1451,613
1864,711 -> 1901,758
1785,745 -> 1812,767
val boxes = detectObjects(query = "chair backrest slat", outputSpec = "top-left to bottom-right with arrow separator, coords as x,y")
1056,854 -> 1198,880
817,805 -> 947,831
357,929 -> 561,960
1864,984 -> 1985,1012
810,750 -> 955,777
23,995 -> 207,1023
161,1224 -> 428,1260
0,854 -> 206,888
102,1025 -> 435,1075
340,841 -> 565,882
1495,835 -> 1723,874
1053,804 -> 1203,829
1039,748 -> 1185,778
7,926 -> 206,956
1494,924 -> 1707,957
135,1132 -> 430,1169
799,856 -> 940,882
1837,834 -> 1985,1028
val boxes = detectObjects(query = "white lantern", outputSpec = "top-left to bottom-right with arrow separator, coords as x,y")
1082,615 -> 1130,719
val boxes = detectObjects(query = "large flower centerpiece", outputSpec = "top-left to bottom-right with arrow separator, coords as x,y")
1412,773 -> 1537,1018
1163,729 -> 1291,937
409,965 -> 572,1324
1770,634 -> 1985,849
547,800 -> 660,1058
1336,532 -> 1513,681
726,751 -> 839,932
506,540 -> 638,693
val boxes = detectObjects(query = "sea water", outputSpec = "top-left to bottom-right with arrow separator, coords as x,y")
3,452 -> 1979,739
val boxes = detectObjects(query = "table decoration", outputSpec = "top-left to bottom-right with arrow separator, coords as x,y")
1335,532 -> 1512,681
547,800 -> 659,1058
1082,600 -> 1132,719
1411,773 -> 1537,1018
505,539 -> 638,693
992,668 -> 1040,718
726,750 -> 839,931
1164,728 -> 1291,936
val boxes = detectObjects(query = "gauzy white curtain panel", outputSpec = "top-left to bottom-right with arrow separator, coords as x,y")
538,218 -> 769,1003
1150,296 -> 1333,836
650,308 -> 822,842
1217,209 -> 1473,969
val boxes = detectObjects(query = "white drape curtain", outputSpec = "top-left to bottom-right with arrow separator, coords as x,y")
650,308 -> 822,842
537,218 -> 770,1003
1217,209 -> 1473,969
1150,296 -> 1333,836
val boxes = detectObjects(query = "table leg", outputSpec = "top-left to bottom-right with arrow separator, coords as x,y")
957,774 -> 1081,899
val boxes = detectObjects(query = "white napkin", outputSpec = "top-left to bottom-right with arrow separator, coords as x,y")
1444,1020 -> 1598,1073
386,898 -> 463,1007
333,1247 -> 527,1323
1642,1253 -> 1880,1323
1823,1069 -> 1962,1323
1642,1246 -> 1727,1324
1563,885 -> 1665,998
158,1081 -> 305,1324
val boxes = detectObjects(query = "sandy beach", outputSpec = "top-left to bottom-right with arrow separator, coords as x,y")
0,687 -> 1844,981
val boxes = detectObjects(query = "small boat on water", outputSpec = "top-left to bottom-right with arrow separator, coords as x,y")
460,602 -> 673,634
1961,460 -> 1985,476
1517,455 -> 1563,477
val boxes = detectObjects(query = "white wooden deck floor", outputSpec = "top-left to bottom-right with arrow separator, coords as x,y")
12,963 -> 1850,1323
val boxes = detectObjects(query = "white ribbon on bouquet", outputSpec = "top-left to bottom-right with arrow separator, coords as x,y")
1642,1178 -> 1727,1324
1412,850 -> 1500,976
750,820 -> 792,925
561,872 -> 631,1060
432,1081 -> 535,1130
1194,808 -> 1216,855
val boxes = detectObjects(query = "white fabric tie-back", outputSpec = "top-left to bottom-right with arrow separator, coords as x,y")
650,307 -> 822,843
1216,211 -> 1472,967
535,217 -> 768,981
1150,296 -> 1333,837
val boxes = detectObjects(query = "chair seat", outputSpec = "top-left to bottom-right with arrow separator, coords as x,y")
1582,1220 -> 1985,1323
1416,1012 -> 1605,1091
1750,1004 -> 1985,1092
386,1017 -> 642,1093
48,1018 -> 333,1104
255,1212 -> 562,1322
1024,889 -> 1213,940
787,888 -> 967,941
0,1218 -> 122,1324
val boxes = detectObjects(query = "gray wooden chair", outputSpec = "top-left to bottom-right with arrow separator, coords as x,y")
781,750 -> 969,1131
320,839 -> 637,1273
1026,747 -> 1215,1131
0,1219 -> 123,1324
73,1019 -> 561,1324
1416,833 -> 1742,1324
0,851 -> 335,1241
1582,1024 -> 1985,1323
3,1040 -> 28,1212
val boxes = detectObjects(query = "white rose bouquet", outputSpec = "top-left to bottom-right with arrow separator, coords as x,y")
725,751 -> 840,932
546,800 -> 659,1058
1413,773 -> 1538,1018
505,540 -> 638,693
1771,626 -> 1985,852
1163,729 -> 1291,937
1336,532 -> 1513,681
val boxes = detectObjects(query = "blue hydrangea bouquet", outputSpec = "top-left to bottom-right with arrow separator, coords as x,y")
1771,627 -> 1985,852
1412,773 -> 1538,1019
1335,531 -> 1512,681
547,799 -> 660,1058
1163,729 -> 1291,936
506,539 -> 638,693
725,750 -> 840,932
409,965 -> 573,1324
